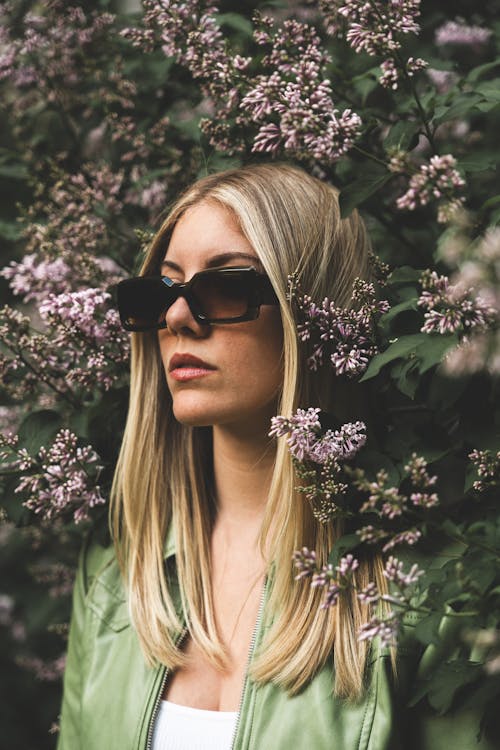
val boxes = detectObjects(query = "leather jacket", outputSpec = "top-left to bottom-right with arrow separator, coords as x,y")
57,526 -> 494,750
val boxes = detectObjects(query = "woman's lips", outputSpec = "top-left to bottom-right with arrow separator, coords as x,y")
168,353 -> 216,381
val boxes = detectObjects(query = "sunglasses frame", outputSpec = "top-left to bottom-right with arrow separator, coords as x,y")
115,265 -> 280,332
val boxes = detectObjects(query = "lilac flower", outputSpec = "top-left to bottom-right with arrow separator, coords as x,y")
318,0 -> 425,89
357,581 -> 380,604
358,612 -> 400,647
310,554 -> 359,609
1,255 -> 73,302
383,556 -> 424,587
396,155 -> 466,222
382,529 -> 422,552
270,409 -> 366,465
125,5 -> 361,164
426,68 -> 459,94
435,20 -> 492,49
418,270 -> 496,336
31,562 -> 75,598
469,449 -> 500,492
0,2 -> 116,109
242,17 -> 362,163
16,654 -> 66,682
358,470 -> 407,519
4,429 -> 106,525
404,454 -> 437,489
269,408 -> 321,461
293,547 -> 317,580
293,279 -> 389,378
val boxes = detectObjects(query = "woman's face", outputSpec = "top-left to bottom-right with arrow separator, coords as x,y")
157,200 -> 283,433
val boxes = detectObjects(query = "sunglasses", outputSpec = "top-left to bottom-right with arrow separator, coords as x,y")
115,265 -> 280,331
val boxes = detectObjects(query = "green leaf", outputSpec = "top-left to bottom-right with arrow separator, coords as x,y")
0,163 -> 29,180
433,93 -> 483,124
466,60 -> 500,83
360,334 -> 427,381
390,359 -> 420,399
387,266 -> 423,285
384,120 -> 420,151
339,171 -> 392,217
428,661 -> 483,714
414,611 -> 442,646
415,333 -> 459,374
217,13 -> 253,36
459,153 -> 498,173
379,298 -> 419,326
0,219 -> 21,241
328,533 -> 360,567
17,410 -> 63,454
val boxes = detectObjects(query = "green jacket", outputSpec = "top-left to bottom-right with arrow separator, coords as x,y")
57,528 -> 494,750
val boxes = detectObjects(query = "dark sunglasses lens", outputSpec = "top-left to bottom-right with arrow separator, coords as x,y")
191,271 -> 251,320
117,278 -> 173,330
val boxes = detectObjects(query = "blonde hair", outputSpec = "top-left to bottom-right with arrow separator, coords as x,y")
110,163 -> 386,700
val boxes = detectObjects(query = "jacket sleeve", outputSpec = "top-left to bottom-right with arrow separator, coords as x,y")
57,536 -> 112,750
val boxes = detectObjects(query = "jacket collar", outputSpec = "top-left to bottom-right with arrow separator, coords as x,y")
163,520 -> 176,560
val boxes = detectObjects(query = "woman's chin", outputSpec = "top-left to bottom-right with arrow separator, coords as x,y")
171,398 -> 220,427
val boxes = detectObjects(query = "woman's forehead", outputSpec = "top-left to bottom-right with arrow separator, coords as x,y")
161,200 -> 262,274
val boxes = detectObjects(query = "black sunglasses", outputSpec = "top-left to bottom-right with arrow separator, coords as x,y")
115,265 -> 279,331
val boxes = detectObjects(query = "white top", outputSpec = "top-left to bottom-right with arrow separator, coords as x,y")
151,700 -> 239,750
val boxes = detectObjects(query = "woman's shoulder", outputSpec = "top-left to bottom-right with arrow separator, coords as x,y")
73,525 -> 131,630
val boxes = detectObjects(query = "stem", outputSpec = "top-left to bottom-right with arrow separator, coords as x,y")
393,48 -> 436,152
363,0 -> 436,152
2,343 -> 81,410
352,144 -> 388,168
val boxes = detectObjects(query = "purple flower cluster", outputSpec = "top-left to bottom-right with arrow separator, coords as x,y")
242,17 -> 361,163
418,270 -> 496,336
270,408 -> 366,464
359,469 -> 407,519
124,3 -> 361,164
293,278 -> 390,377
469,449 -> 500,492
31,562 -> 75,598
293,547 -> 317,580
0,430 -> 105,525
440,228 -> 500,376
318,0 -> 426,89
16,654 -> 66,682
310,553 -> 359,609
351,454 -> 438,552
0,2 -> 118,114
358,612 -> 399,647
0,290 -> 129,404
435,19 -> 492,49
270,408 -> 366,523
405,453 -> 438,508
357,557 -> 424,645
1,165 -> 128,304
293,545 -> 424,647
396,154 -> 466,223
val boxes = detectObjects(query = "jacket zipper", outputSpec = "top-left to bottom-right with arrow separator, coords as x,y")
145,628 -> 187,750
230,575 -> 268,750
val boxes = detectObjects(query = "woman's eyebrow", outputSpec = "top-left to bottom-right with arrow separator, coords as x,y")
161,251 -> 263,272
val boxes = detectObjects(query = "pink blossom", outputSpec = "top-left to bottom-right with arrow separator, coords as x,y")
6,429 -> 106,524
418,270 -> 496,336
435,19 -> 492,48
396,154 -> 466,221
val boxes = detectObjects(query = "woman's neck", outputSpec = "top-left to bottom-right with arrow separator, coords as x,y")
211,421 -> 275,531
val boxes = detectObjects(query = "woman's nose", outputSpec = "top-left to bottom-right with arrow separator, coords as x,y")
163,294 -> 210,337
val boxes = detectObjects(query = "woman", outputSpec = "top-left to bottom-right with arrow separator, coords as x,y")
57,164 -> 441,749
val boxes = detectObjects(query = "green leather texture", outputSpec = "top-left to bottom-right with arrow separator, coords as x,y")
57,531 -> 494,750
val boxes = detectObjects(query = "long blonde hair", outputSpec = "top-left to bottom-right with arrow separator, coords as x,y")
110,163 -> 385,700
